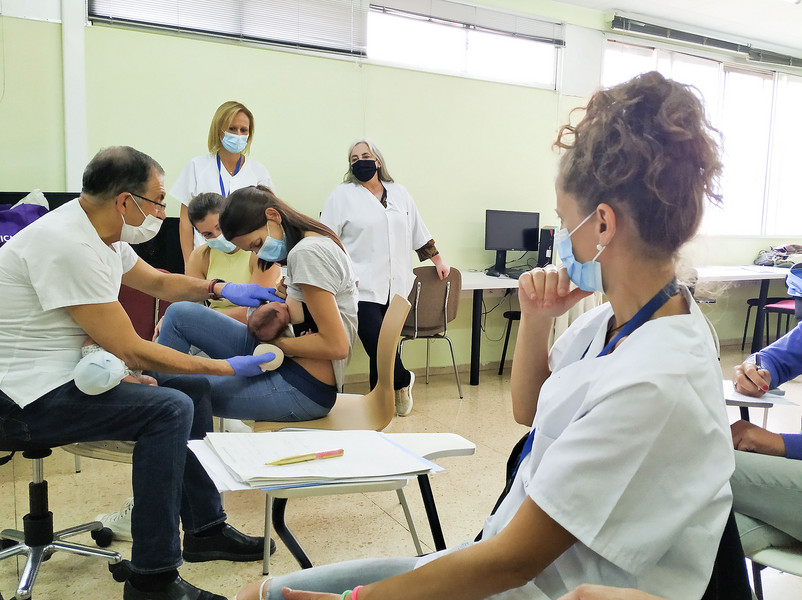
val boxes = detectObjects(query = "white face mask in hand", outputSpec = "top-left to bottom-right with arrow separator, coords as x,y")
120,194 -> 162,244
73,350 -> 128,395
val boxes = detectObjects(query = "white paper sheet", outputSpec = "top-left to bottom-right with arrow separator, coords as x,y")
722,380 -> 797,407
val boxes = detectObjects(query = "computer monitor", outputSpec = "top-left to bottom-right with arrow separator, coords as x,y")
485,209 -> 540,275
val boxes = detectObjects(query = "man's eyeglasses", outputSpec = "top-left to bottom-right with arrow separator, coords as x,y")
131,192 -> 167,211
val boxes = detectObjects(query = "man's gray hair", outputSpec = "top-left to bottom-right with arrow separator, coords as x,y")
82,146 -> 164,203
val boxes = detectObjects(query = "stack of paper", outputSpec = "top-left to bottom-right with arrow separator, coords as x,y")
202,430 -> 439,488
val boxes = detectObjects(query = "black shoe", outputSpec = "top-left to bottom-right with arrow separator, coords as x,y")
182,523 -> 274,562
123,575 -> 226,600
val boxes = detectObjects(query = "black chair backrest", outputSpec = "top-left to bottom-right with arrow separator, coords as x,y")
701,508 -> 752,600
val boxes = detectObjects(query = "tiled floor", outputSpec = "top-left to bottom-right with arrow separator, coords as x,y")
1,347 -> 800,599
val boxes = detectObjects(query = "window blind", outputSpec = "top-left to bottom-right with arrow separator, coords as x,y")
370,0 -> 564,46
88,0 -> 369,56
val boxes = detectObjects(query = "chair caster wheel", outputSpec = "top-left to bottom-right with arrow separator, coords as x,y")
109,559 -> 132,582
92,526 -> 114,547
0,539 -> 17,550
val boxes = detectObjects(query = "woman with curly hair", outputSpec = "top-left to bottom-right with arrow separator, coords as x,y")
231,71 -> 733,600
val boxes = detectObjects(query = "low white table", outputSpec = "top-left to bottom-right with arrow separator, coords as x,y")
190,432 -> 476,574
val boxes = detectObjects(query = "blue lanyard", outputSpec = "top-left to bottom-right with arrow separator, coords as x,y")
216,153 -> 243,197
514,279 -> 679,474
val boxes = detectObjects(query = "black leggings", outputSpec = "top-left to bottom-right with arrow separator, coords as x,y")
357,300 -> 410,391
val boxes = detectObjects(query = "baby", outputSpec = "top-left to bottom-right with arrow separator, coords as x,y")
247,300 -> 292,342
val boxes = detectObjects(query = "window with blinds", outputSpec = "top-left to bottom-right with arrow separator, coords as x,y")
88,0 -> 563,87
603,40 -> 802,237
88,0 -> 370,56
368,1 -> 564,88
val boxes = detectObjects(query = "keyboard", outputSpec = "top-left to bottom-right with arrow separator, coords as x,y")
503,269 -> 528,279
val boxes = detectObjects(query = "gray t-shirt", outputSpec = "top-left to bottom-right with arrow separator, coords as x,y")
285,235 -> 358,391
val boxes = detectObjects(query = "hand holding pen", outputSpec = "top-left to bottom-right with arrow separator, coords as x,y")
732,352 -> 771,397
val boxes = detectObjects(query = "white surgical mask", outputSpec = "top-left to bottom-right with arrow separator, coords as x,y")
120,195 -> 163,244
206,233 -> 238,253
554,212 -> 605,293
221,131 -> 248,154
73,350 -> 127,395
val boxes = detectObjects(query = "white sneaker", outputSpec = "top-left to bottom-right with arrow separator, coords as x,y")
223,418 -> 253,433
96,497 -> 134,542
395,371 -> 415,417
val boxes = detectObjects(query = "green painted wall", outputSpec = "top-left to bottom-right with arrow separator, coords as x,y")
0,18 -> 65,190
1,8 -> 799,382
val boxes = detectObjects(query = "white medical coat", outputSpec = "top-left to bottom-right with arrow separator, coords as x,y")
169,153 -> 273,248
419,287 -> 734,600
320,182 -> 433,304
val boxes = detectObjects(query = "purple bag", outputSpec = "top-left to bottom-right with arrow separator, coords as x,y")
0,203 -> 49,247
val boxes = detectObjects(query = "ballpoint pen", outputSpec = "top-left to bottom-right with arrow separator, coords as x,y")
265,448 -> 344,466
755,352 -> 771,392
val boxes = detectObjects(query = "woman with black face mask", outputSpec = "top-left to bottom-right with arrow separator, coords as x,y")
320,138 -> 451,417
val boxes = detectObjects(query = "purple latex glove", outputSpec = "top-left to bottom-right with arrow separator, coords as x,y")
220,283 -> 284,307
225,353 -> 277,377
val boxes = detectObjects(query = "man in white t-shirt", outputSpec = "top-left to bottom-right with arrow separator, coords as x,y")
0,146 -> 283,600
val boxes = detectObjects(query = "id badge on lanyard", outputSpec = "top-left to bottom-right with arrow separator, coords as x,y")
217,153 -> 243,197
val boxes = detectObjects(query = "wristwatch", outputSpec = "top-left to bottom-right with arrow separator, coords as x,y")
208,278 -> 226,300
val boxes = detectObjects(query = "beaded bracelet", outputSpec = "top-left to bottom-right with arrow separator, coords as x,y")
352,585 -> 364,600
340,591 -> 353,600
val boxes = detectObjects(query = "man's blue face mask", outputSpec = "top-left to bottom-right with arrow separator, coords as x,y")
554,211 -> 605,293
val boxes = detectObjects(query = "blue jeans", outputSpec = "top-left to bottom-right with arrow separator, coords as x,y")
263,557 -> 417,600
158,302 -> 335,421
0,374 -> 225,574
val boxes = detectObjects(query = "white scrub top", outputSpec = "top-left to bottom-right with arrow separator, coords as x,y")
320,182 -> 432,304
169,153 -> 273,248
419,287 -> 734,600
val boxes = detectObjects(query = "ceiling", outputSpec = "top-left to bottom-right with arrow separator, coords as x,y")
552,0 -> 802,56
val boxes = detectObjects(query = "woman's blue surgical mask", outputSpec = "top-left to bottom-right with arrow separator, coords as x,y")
206,233 -> 238,254
554,211 -> 605,293
221,131 -> 248,154
257,221 -> 288,262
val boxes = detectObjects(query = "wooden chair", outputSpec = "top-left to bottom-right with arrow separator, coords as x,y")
399,266 -> 463,398
253,294 -> 410,434
252,295 -> 450,573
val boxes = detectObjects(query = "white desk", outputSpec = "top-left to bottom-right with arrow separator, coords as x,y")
190,432 -> 476,573
462,265 -> 790,385
695,265 -> 789,354
461,271 -> 520,385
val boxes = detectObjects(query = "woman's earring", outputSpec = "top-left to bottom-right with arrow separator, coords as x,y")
596,242 -> 604,252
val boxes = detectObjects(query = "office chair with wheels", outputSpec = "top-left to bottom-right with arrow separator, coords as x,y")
0,441 -> 121,599
399,266 -> 463,399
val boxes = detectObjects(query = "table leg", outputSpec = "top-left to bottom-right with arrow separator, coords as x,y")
271,497 -> 313,571
470,289 -> 483,385
417,474 -> 446,551
750,280 -> 771,354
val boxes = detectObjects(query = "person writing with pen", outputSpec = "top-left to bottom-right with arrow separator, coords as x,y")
730,322 -> 802,557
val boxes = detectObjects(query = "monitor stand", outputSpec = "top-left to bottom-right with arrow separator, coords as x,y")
486,250 -> 507,277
